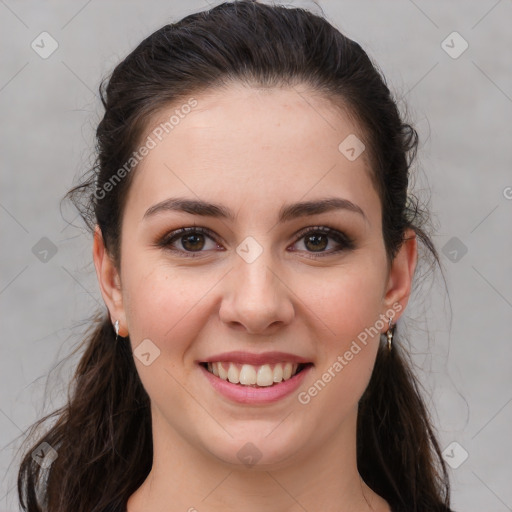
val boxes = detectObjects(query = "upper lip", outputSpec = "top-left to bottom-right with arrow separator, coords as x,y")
198,351 -> 313,365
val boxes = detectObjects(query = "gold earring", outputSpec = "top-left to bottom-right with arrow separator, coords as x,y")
386,317 -> 394,352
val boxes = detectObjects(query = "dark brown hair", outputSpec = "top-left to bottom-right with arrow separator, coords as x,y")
16,2 -> 452,511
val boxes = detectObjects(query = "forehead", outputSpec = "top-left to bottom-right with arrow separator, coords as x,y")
124,84 -> 380,225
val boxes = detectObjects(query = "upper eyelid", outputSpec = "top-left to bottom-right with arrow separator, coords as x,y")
160,225 -> 353,250
163,225 -> 345,239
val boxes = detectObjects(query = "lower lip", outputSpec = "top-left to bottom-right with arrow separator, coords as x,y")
198,363 -> 313,405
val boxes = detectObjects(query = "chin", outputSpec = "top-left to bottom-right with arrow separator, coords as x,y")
200,426 -> 306,470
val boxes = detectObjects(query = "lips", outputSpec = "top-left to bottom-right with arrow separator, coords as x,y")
198,361 -> 314,404
200,361 -> 313,387
196,351 -> 314,402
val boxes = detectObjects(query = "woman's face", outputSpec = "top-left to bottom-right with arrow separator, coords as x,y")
96,83 -> 415,468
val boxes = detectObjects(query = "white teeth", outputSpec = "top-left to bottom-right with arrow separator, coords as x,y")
227,363 -> 240,384
218,362 -> 228,380
256,364 -> 274,387
239,364 -> 257,385
283,362 -> 293,380
206,362 -> 300,386
273,363 -> 283,382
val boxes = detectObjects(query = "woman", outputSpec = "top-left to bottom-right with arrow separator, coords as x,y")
17,1 -> 453,511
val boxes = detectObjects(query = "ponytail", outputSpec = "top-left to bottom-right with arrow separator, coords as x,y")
16,2 -> 453,510
17,315 -> 152,512
357,333 -> 451,512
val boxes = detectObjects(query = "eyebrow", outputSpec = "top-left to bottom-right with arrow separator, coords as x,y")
143,197 -> 367,224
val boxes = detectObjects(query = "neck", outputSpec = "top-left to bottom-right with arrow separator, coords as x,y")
127,406 -> 390,512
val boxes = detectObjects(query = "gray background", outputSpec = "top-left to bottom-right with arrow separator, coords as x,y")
1,1 -> 511,511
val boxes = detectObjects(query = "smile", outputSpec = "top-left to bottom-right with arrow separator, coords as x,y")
201,361 -> 311,387
198,361 -> 314,405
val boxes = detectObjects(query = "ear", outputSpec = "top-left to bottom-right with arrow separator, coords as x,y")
381,228 -> 418,325
93,226 -> 128,337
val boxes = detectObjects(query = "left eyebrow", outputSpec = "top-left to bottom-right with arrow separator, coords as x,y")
143,196 -> 368,224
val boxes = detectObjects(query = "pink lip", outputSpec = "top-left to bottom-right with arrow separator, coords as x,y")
198,362 -> 313,405
198,350 -> 312,365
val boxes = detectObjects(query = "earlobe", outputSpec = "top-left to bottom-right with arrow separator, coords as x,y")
92,226 -> 128,336
382,228 -> 418,322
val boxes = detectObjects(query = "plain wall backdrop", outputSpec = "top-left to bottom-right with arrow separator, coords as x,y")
1,1 -> 511,511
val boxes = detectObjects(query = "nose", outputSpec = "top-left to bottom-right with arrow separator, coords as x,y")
218,251 -> 295,335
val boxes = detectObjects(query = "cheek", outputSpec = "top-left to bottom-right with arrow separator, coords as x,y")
121,262 -> 213,408
121,258 -> 216,351
295,265 -> 384,343
294,266 -> 384,408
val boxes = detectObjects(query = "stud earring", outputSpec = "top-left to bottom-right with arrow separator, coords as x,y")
386,317 -> 394,352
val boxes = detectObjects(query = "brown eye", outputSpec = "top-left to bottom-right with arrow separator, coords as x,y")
158,225 -> 355,259
181,233 -> 206,251
159,227 -> 221,257
303,233 -> 329,252
291,226 -> 355,257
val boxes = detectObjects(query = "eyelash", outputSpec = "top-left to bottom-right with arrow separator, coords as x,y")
157,225 -> 355,259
